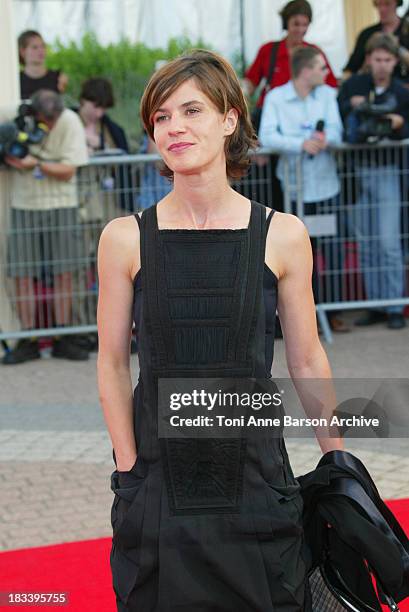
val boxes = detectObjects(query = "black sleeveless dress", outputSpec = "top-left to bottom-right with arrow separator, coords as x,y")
109,201 -> 309,611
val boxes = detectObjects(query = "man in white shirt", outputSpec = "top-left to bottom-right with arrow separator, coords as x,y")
3,89 -> 89,364
259,46 -> 348,332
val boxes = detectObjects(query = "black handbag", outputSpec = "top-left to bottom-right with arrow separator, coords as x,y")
250,41 -> 279,134
309,553 -> 400,611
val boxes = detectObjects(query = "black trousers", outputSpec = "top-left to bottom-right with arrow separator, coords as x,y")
292,198 -> 347,310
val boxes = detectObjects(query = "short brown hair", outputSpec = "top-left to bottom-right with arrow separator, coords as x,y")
140,49 -> 257,180
365,32 -> 400,58
80,78 -> 115,108
280,0 -> 313,30
291,46 -> 321,79
373,0 -> 403,7
18,30 -> 44,65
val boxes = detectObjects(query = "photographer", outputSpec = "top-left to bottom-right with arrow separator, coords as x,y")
2,89 -> 89,365
343,0 -> 409,84
338,32 -> 409,329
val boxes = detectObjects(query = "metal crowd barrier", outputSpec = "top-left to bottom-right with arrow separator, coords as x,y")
1,144 -> 408,346
0,151 -> 275,346
282,140 -> 409,341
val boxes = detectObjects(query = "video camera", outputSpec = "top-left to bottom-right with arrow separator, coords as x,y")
345,92 -> 398,144
0,100 -> 48,163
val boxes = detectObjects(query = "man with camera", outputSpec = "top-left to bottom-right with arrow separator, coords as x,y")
338,32 -> 409,330
2,89 -> 89,364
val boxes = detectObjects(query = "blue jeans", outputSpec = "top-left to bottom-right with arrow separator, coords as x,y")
354,164 -> 404,314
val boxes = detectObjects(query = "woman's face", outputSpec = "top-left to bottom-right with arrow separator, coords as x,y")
287,14 -> 310,44
80,100 -> 106,123
152,79 -> 238,178
20,36 -> 46,65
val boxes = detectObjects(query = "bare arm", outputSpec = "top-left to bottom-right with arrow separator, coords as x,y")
5,154 -> 76,181
269,213 -> 344,453
97,215 -> 140,471
39,161 -> 75,181
57,72 -> 69,93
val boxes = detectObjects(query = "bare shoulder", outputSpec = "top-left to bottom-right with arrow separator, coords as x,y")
270,211 -> 309,244
100,214 -> 139,247
267,212 -> 311,278
98,214 -> 140,279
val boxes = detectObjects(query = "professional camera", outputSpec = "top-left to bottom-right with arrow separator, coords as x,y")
0,100 -> 48,163
345,92 -> 398,144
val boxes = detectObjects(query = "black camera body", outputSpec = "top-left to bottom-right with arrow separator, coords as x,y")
0,100 -> 48,163
346,93 -> 398,144
357,94 -> 397,142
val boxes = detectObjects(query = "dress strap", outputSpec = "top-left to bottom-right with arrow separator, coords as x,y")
266,209 -> 276,234
134,212 -> 142,229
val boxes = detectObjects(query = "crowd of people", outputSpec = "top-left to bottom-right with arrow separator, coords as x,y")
252,0 -> 409,333
2,0 -> 409,365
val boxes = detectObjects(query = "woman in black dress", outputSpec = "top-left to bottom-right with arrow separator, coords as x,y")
97,49 -> 344,611
18,30 -> 68,99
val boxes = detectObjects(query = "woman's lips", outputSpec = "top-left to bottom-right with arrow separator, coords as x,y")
168,143 -> 194,152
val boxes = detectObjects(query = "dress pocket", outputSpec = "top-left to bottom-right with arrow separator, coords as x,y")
253,483 -> 307,609
266,480 -> 304,539
110,467 -> 147,549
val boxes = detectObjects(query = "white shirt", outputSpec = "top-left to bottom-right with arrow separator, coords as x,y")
259,81 -> 343,203
10,109 -> 88,211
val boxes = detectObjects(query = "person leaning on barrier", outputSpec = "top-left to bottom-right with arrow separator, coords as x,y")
76,77 -> 134,220
2,89 -> 89,365
71,77 -> 133,354
338,32 -> 409,330
343,0 -> 409,84
77,78 -> 129,156
258,46 -> 349,333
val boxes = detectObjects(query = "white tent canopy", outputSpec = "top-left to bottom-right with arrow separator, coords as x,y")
14,0 -> 350,76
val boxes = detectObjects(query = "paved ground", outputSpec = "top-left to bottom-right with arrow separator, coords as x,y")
0,311 -> 408,552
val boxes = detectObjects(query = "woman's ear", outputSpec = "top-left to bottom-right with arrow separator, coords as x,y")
224,108 -> 239,136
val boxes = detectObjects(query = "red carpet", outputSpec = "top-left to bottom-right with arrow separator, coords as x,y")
0,500 -> 408,611
0,538 -> 115,611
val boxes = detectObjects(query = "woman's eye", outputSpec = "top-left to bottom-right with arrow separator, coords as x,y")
154,115 -> 168,123
186,107 -> 200,115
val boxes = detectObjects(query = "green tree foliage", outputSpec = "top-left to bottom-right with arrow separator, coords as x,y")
46,33 -> 211,149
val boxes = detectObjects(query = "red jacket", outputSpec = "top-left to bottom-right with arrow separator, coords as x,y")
245,39 -> 338,107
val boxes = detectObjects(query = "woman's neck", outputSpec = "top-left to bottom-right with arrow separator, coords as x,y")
163,169 -> 247,229
23,64 -> 47,79
79,108 -> 98,128
285,35 -> 302,50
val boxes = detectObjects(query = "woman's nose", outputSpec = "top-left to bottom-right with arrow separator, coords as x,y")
168,114 -> 186,134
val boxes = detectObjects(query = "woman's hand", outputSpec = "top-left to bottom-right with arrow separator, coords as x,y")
57,72 -> 69,93
116,454 -> 138,472
386,113 -> 404,131
5,154 -> 37,170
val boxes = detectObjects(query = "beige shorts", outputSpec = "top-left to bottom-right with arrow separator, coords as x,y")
7,207 -> 85,278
